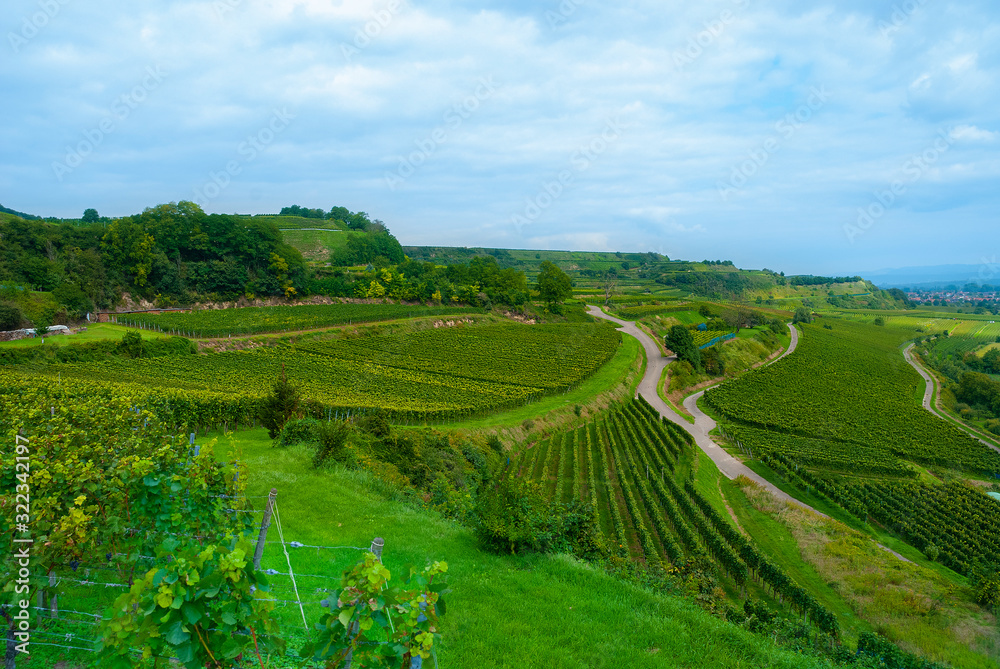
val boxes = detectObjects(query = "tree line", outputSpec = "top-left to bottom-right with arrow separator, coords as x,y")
0,202 -> 577,329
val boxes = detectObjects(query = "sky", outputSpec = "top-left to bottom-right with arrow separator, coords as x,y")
2,0 -> 999,276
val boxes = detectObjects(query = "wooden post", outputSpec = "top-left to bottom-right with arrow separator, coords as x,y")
253,489 -> 278,570
344,538 -> 385,668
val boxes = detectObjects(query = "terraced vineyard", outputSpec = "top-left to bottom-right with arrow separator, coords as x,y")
514,398 -> 839,634
117,303 -> 481,337
34,322 -> 622,420
929,320 -> 1000,357
821,480 -> 1000,577
705,320 -> 1000,476
721,424 -> 916,478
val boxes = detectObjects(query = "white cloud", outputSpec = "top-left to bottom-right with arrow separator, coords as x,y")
949,124 -> 998,142
0,0 -> 998,274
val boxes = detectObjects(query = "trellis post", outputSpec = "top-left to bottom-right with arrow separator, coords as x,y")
253,489 -> 278,570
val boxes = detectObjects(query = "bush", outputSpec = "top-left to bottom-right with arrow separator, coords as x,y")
117,331 -> 144,358
486,434 -> 503,454
278,417 -> 320,448
473,470 -> 547,554
313,420 -> 351,468
0,303 -> 22,331
358,409 -> 391,439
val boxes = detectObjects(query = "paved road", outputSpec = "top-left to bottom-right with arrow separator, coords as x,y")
588,305 -> 916,562
587,305 -> 811,508
904,343 -> 1000,454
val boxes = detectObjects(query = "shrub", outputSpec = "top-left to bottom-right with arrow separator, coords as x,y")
473,470 -> 547,554
0,303 -> 22,331
278,417 -> 320,448
486,434 -> 504,454
313,420 -> 351,468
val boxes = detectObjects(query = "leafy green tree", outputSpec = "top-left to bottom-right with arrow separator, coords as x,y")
81,208 -> 100,223
53,282 -> 94,320
665,324 -> 701,369
792,306 -> 812,324
101,218 -> 156,287
0,304 -> 21,331
332,228 -> 404,266
259,366 -> 301,439
535,261 -> 572,311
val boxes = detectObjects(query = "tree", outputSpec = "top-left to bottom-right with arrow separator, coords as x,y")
721,303 -> 756,333
792,306 -> 812,324
82,208 -> 100,224
535,261 -> 572,311
259,365 -> 301,439
665,324 -> 700,369
602,270 -> 618,306
0,304 -> 22,331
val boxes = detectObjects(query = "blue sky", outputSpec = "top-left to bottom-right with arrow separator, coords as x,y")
2,0 -> 998,275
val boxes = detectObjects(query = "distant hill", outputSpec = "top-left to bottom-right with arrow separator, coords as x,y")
0,204 -> 41,220
862,264 -> 997,290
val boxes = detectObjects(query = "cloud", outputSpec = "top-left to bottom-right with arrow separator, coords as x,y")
0,0 -> 998,274
950,124 -> 999,142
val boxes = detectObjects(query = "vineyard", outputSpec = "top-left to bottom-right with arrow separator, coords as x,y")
0,380 -> 260,666
820,480 -> 1000,578
25,322 -> 622,421
928,320 -> 1000,357
512,398 -> 839,634
116,303 -> 482,338
705,320 -> 1000,476
0,379 -> 444,668
720,424 -> 916,478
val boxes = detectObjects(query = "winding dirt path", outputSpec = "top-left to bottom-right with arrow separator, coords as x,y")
587,305 -> 914,564
587,305 -> 807,505
903,344 -> 1000,454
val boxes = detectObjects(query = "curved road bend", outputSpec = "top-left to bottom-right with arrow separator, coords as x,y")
587,305 -> 918,563
587,305 -> 809,509
904,344 -> 1000,454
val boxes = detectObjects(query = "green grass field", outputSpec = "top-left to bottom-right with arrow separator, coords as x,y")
0,322 -> 166,348
217,430 -> 837,669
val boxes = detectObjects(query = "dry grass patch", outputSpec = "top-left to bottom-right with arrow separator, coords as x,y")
735,477 -> 1000,668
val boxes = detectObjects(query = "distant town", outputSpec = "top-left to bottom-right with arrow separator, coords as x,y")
904,285 -> 1000,312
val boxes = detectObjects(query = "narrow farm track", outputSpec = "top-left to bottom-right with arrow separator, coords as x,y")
586,305 -> 914,564
904,343 -> 1000,454
587,305 -> 806,504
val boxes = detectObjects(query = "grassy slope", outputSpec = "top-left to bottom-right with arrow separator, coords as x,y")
231,430 -> 833,668
0,323 -> 166,348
